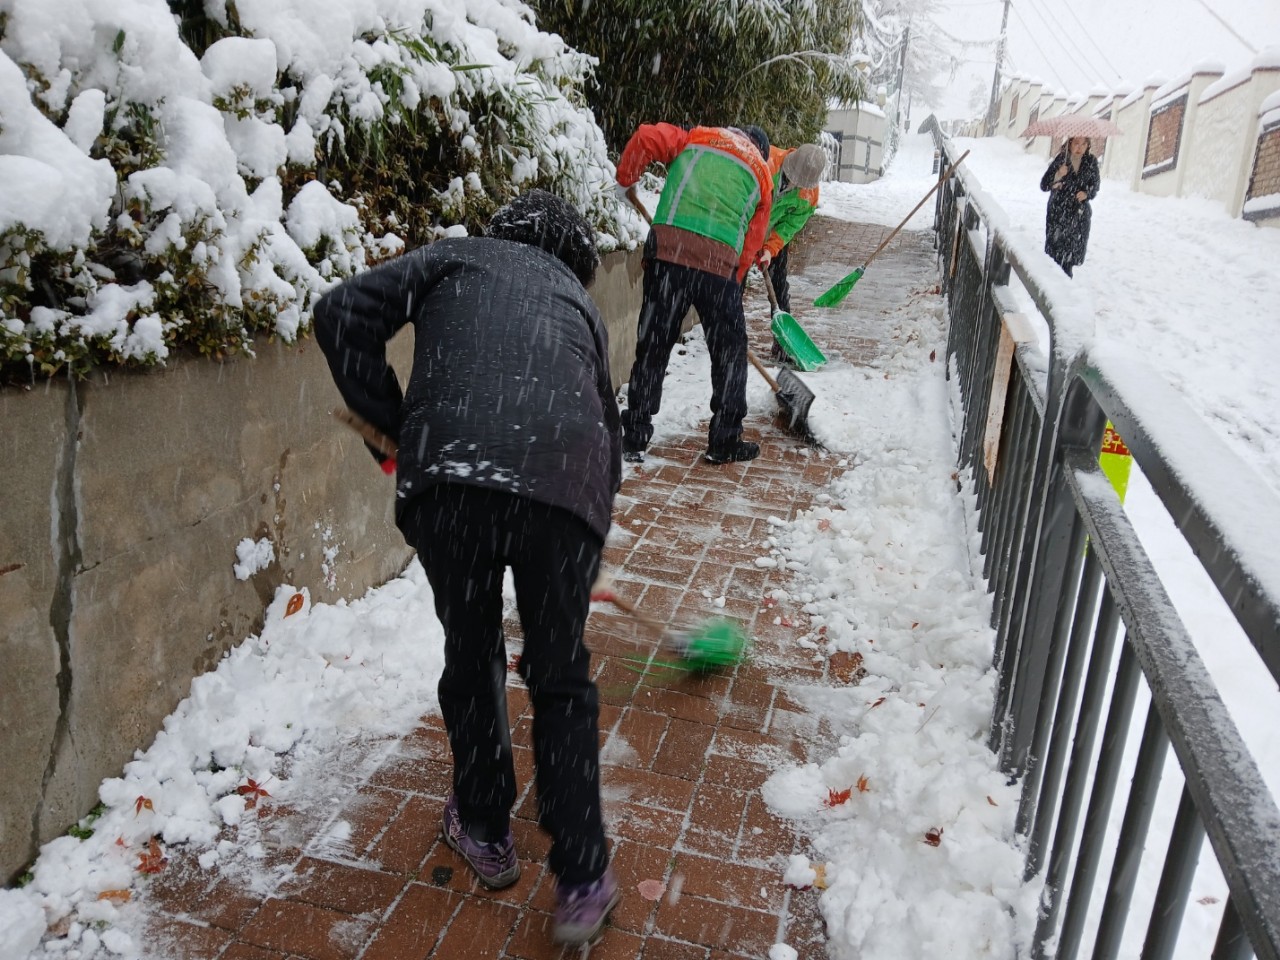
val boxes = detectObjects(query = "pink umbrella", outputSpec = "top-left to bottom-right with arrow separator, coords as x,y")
1020,115 -> 1124,139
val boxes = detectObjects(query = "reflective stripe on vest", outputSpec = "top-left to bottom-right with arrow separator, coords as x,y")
656,144 -> 763,253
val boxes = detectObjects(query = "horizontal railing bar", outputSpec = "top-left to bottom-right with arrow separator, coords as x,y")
1075,348 -> 1280,683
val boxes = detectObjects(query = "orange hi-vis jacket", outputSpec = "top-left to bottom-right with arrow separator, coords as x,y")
616,123 -> 774,281
763,145 -> 821,259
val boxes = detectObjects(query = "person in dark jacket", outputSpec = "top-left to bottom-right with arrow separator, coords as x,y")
312,190 -> 622,946
1040,136 -> 1101,277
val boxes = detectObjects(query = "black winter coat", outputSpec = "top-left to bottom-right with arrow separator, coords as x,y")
1040,150 -> 1100,268
313,237 -> 621,542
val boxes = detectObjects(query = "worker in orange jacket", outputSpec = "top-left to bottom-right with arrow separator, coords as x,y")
615,123 -> 773,464
756,143 -> 825,363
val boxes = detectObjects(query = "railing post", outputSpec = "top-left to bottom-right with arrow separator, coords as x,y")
992,374 -> 1106,773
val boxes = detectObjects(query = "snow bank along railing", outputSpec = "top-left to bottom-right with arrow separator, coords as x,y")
930,133 -> 1280,959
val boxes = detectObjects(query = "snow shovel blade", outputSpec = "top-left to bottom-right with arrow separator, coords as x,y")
773,367 -> 817,440
770,311 -> 826,371
813,266 -> 864,308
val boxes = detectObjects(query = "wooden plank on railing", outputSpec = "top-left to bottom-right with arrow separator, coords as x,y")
983,312 -> 1036,483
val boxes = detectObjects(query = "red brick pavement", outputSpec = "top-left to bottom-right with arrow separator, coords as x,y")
133,217 -> 935,960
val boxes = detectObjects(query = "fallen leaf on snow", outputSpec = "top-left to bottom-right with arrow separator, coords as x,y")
824,787 -> 852,807
637,879 -> 666,901
137,837 -> 168,874
922,827 -> 944,847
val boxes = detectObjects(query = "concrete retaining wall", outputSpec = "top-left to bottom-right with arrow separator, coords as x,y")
0,246 -> 642,883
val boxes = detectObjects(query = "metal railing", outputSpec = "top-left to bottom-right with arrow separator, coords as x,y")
928,127 -> 1280,959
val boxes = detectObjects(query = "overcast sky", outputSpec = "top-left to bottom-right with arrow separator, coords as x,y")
928,0 -> 1280,121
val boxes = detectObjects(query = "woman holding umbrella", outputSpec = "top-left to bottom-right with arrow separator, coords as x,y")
1040,135 -> 1101,277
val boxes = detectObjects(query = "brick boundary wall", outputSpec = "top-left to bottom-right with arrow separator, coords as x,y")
1143,95 -> 1187,177
1245,123 -> 1280,220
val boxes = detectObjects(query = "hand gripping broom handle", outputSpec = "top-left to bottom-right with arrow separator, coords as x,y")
859,148 -> 970,272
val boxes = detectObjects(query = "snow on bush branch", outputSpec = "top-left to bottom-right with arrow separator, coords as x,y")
0,0 -> 638,380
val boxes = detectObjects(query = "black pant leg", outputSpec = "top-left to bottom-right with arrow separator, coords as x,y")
400,486 -> 517,838
691,270 -> 749,450
621,259 -> 693,449
769,245 -> 792,313
507,503 -> 608,885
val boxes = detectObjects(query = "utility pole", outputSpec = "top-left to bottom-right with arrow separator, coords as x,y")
985,0 -> 1012,136
894,20 -> 912,125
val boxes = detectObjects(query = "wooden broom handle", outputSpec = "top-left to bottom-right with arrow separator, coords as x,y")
592,589 -> 669,635
861,148 -> 970,271
331,408 -> 398,458
760,263 -> 781,313
747,348 -> 780,391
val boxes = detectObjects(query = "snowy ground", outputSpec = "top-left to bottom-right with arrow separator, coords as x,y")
3,133 -> 1277,960
821,134 -> 1280,955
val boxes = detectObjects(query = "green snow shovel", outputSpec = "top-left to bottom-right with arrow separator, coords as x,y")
593,589 -> 751,673
761,267 -> 826,371
814,148 -> 970,308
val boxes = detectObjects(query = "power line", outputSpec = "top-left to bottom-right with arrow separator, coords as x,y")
1187,0 -> 1258,54
1057,1 -> 1126,80
1008,3 -> 1071,90
1021,0 -> 1113,87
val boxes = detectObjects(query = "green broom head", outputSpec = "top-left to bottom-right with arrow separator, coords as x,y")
676,620 -> 751,671
813,266 -> 864,307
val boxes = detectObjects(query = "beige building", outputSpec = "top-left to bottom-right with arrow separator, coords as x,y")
824,96 -> 891,184
971,49 -> 1280,227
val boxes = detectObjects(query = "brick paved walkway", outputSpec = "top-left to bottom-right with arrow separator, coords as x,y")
135,218 -> 938,960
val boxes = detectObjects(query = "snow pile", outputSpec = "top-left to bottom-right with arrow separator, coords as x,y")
756,308 -> 1036,956
0,0 -> 638,377
232,536 -> 275,580
4,571 -> 444,959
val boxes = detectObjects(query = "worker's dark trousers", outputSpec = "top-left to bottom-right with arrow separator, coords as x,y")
742,246 -> 792,358
398,484 -> 608,885
621,258 -> 748,452
766,245 -> 792,312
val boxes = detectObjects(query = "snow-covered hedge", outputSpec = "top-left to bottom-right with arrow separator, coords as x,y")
0,0 -> 638,379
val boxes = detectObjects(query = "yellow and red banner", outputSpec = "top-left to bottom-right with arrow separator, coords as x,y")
1099,422 -> 1132,502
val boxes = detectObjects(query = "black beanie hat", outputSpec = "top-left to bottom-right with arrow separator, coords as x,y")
487,189 -> 600,288
740,125 -> 770,161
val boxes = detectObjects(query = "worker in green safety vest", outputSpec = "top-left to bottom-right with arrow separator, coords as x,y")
615,123 -> 774,465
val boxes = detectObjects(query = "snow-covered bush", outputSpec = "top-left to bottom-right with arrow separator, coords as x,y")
0,0 -> 639,380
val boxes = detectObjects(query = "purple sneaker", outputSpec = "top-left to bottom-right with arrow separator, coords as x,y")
553,869 -> 620,945
441,794 -> 520,890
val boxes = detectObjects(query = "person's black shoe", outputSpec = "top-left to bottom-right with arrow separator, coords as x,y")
622,434 -> 647,463
704,440 -> 760,464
